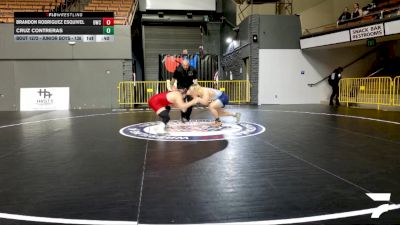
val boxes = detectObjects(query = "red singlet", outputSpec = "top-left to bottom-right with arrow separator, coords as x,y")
148,91 -> 172,112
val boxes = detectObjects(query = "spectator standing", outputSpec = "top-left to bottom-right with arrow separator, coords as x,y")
352,3 -> 363,18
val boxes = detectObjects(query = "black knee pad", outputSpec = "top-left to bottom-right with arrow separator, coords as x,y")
159,110 -> 170,124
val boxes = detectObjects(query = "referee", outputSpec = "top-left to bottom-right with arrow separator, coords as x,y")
170,59 -> 198,122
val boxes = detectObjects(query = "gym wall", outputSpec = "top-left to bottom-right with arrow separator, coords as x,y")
0,24 -> 132,111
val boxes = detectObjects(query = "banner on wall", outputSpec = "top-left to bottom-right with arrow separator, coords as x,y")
350,23 -> 384,41
20,87 -> 69,111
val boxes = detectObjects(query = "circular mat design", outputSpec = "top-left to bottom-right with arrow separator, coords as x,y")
119,120 -> 266,141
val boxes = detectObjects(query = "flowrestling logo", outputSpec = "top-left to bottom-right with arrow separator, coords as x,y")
119,120 -> 265,141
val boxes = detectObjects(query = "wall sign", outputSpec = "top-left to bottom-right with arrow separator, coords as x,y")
20,87 -> 69,111
351,24 -> 384,41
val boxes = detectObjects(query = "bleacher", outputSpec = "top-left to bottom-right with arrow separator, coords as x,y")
371,0 -> 400,12
0,0 -> 63,23
83,0 -> 135,25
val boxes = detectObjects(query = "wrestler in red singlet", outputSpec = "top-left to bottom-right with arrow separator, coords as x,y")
148,91 -> 172,112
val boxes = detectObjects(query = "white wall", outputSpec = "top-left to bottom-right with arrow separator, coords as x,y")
0,60 -> 124,111
302,45 -> 377,79
258,43 -> 381,105
0,24 -> 132,111
258,49 -> 330,104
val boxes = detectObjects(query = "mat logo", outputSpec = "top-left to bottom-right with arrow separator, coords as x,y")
367,193 -> 395,218
119,120 -> 265,141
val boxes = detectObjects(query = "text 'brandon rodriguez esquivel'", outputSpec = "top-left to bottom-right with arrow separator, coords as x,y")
15,19 -> 85,25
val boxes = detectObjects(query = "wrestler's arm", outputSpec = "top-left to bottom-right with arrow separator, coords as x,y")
197,90 -> 210,106
172,93 -> 198,111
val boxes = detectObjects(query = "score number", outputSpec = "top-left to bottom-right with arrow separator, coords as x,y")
103,26 -> 114,34
102,18 -> 114,35
103,18 -> 114,26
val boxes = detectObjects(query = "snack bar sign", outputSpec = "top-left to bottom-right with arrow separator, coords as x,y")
351,23 -> 384,41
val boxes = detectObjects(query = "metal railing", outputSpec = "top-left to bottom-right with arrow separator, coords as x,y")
118,81 -> 168,107
118,80 -> 251,107
394,76 -> 400,106
128,0 -> 138,25
198,80 -> 251,104
339,76 -> 398,110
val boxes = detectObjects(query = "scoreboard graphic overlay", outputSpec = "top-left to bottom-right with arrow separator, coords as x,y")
14,12 -> 114,42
